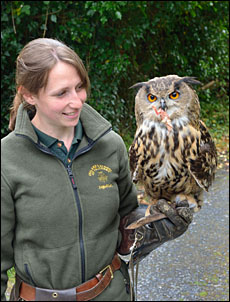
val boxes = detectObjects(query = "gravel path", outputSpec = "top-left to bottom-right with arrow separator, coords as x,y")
134,168 -> 229,301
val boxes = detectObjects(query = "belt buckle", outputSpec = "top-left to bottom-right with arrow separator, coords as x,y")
99,265 -> 114,279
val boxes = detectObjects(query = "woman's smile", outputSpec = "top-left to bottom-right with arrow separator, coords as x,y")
62,111 -> 79,119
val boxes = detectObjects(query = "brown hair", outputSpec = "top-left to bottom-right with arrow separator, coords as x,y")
9,38 -> 90,131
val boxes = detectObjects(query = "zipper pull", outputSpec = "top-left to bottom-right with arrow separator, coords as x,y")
67,166 -> 77,189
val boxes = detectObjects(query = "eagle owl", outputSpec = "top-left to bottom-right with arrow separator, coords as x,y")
128,75 -> 217,227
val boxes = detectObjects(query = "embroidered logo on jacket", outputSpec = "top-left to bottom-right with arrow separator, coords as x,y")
88,165 -> 113,189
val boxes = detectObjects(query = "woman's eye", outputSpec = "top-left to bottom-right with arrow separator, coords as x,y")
169,91 -> 180,100
76,82 -> 86,91
147,94 -> 157,103
76,85 -> 83,92
56,91 -> 66,97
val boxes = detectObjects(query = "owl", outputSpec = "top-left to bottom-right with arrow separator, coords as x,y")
128,75 -> 217,228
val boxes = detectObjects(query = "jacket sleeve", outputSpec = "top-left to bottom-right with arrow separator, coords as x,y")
1,172 -> 15,301
115,134 -> 138,218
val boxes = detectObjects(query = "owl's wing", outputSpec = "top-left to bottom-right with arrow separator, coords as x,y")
189,120 -> 218,191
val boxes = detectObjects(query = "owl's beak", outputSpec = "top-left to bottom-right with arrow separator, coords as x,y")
160,98 -> 167,111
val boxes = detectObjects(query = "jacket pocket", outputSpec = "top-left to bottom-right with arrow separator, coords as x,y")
24,263 -> 36,286
22,242 -> 82,289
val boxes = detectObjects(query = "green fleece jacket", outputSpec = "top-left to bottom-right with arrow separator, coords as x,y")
1,103 -> 138,301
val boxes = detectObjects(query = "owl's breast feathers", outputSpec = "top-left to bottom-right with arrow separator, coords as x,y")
129,119 -> 217,198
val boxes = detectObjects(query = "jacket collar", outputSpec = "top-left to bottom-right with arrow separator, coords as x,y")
14,103 -> 112,143
80,103 -> 112,141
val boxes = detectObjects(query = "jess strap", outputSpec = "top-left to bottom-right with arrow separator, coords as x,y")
18,254 -> 121,301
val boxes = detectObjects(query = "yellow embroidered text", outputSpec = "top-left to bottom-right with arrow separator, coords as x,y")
99,184 -> 113,190
88,165 -> 112,176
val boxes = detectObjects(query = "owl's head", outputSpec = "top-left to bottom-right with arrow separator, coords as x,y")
130,75 -> 202,128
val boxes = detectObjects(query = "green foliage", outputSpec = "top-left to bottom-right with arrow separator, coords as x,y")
200,96 -> 229,144
1,1 -> 229,143
7,267 -> 15,279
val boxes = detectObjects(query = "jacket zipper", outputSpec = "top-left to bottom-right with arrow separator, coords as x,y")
16,128 -> 112,283
65,129 -> 112,282
66,165 -> 85,282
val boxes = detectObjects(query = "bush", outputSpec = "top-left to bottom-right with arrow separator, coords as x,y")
1,1 -> 229,142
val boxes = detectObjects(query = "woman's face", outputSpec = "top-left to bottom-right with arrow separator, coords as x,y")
25,61 -> 87,136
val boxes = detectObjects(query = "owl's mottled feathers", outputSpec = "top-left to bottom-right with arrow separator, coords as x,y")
129,75 -> 217,224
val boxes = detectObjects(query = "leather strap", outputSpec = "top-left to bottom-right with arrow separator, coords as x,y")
19,254 -> 121,301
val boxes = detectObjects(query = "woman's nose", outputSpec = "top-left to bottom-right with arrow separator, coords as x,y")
69,91 -> 84,107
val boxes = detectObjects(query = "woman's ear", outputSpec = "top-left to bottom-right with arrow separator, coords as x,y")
18,86 -> 36,105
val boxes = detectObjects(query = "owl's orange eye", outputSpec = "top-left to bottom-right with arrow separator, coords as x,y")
147,94 -> 157,103
169,91 -> 180,100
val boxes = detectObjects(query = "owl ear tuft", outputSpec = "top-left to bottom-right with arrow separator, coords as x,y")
174,77 -> 202,90
129,82 -> 146,90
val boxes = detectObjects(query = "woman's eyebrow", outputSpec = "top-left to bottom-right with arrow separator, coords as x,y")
49,82 -> 83,95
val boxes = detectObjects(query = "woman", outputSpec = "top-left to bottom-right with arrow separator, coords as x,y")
1,38 -> 192,301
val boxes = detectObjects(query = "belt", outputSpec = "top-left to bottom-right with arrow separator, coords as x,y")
19,254 -> 121,301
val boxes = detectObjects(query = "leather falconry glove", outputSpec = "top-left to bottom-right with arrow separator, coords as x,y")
117,199 -> 193,265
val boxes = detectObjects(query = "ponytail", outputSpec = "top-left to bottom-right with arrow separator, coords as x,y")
8,93 -> 35,131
